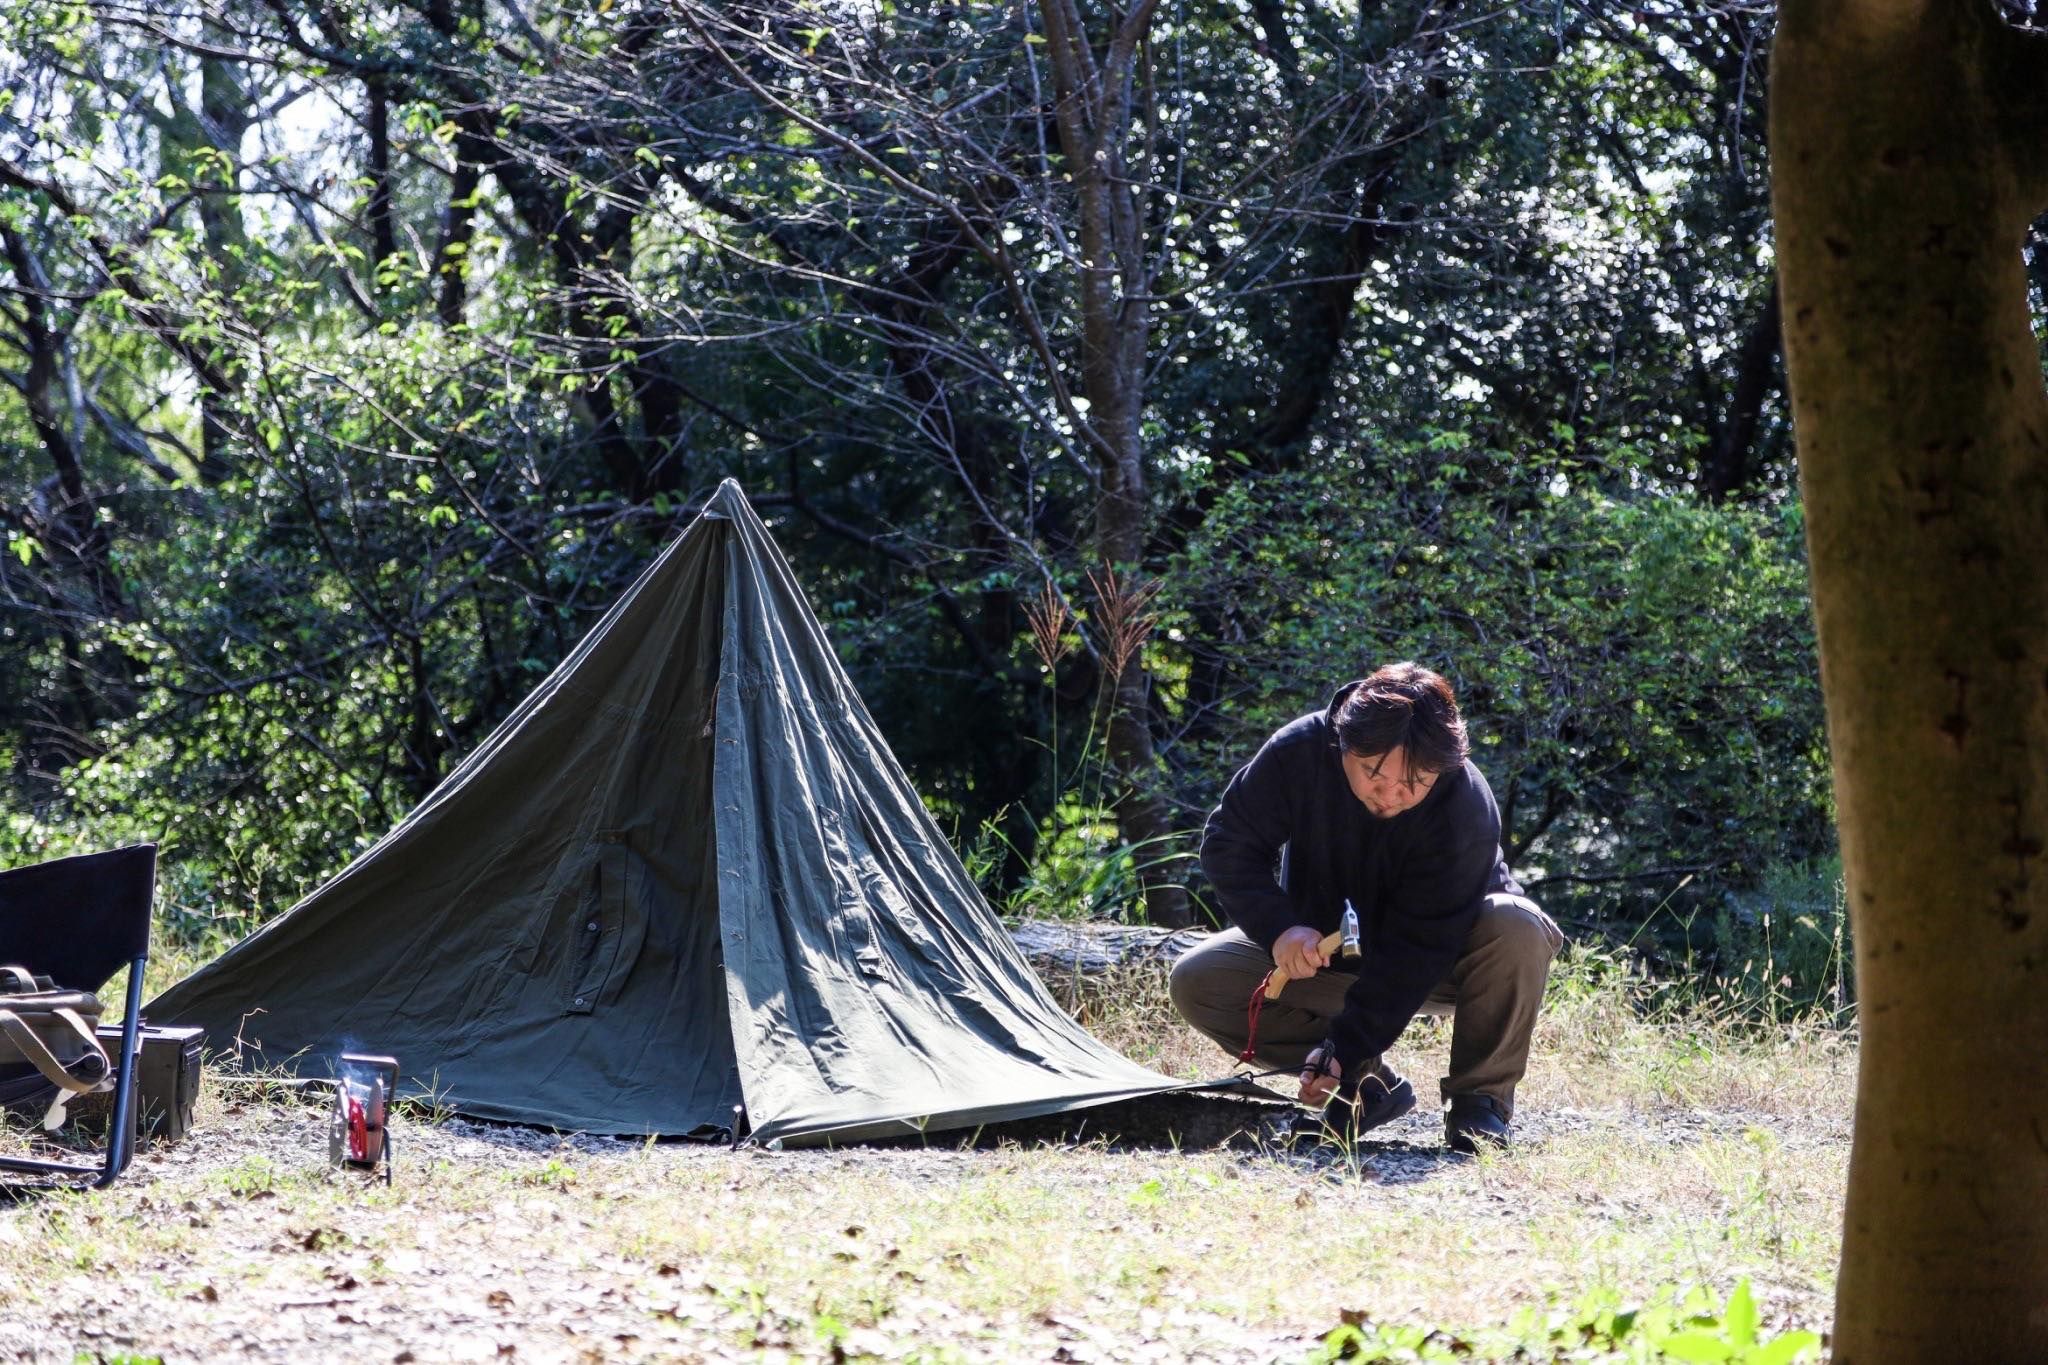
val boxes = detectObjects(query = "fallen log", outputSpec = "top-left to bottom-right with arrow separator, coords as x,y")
1007,919 -> 1210,979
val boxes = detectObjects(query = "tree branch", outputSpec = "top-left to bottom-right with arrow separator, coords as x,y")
83,395 -> 185,483
0,158 -> 238,398
1106,0 -> 1164,92
1519,862 -> 1726,893
670,2 -> 1109,466
784,450 -> 1012,683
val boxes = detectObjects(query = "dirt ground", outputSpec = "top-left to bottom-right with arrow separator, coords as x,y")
0,1041 -> 1851,1365
0,954 -> 1857,1364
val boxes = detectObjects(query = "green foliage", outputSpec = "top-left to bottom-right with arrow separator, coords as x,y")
977,805 -> 1191,924
1544,858 -> 1853,1029
1708,861 -> 1852,1023
1305,1280 -> 1822,1364
0,0 -> 1811,958
216,1154 -> 281,1199
517,1157 -> 579,1189
0,312 -> 668,925
1172,442 -> 1832,939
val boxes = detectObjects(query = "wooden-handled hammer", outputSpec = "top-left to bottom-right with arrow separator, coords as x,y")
1263,903 -> 1362,1000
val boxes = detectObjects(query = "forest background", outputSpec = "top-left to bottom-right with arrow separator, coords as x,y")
2,0 -> 2009,996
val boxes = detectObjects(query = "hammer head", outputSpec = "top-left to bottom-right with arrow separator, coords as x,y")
1337,904 -> 1362,961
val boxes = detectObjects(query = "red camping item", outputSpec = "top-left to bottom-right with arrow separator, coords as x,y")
346,1094 -> 369,1162
328,1053 -> 398,1183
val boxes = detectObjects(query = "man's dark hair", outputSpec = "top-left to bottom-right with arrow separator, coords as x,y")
1333,662 -> 1469,774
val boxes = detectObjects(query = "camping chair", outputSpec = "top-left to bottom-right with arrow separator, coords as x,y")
0,845 -> 154,1187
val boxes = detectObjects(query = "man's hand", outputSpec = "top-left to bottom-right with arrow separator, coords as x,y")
1272,924 -> 1331,981
1299,1043 -> 1341,1107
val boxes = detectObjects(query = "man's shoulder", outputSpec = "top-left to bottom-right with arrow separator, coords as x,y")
1424,760 -> 1500,831
1220,709 -> 1334,797
1451,758 -> 1494,802
1272,707 -> 1330,744
1254,709 -> 1333,762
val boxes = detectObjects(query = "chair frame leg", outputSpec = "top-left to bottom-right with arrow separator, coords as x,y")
0,953 -> 147,1187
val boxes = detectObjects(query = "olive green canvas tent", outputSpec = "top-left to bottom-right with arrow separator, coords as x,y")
149,482 -> 1201,1146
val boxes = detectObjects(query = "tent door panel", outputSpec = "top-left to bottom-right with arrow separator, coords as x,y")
565,832 -> 647,1015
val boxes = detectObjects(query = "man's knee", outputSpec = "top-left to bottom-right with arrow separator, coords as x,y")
1168,948 -> 1204,1021
1168,931 -> 1265,1029
1169,940 -> 1230,1025
1477,893 -> 1563,968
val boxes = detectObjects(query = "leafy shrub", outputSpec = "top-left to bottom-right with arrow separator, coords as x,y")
1170,440 -> 1834,941
1710,859 -> 1852,1023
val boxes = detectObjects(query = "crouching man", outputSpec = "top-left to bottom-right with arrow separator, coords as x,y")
1171,662 -> 1563,1152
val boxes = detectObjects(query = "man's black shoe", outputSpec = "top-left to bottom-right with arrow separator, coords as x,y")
1293,1073 -> 1416,1146
1445,1093 -> 1511,1154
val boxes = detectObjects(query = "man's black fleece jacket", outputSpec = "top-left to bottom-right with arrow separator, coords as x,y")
1200,682 -> 1520,1076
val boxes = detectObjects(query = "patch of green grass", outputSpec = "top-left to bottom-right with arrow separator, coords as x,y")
513,1155 -> 578,1189
1526,944 -> 1855,1119
1712,860 -> 1852,1027
216,1154 -> 285,1199
592,1115 -> 1843,1342
1306,1278 -> 1822,1363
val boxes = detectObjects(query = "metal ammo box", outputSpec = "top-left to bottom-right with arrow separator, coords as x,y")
86,1023 -> 204,1141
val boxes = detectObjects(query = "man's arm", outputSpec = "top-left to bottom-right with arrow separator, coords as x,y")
1324,826 -> 1495,1076
1199,735 -> 1303,952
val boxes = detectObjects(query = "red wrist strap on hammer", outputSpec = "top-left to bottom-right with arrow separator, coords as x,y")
1239,969 -> 1277,1063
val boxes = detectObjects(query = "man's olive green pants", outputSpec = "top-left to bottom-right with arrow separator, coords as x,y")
1168,893 -> 1561,1120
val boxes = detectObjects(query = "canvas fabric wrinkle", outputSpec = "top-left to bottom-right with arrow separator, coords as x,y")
150,481 -> 1229,1145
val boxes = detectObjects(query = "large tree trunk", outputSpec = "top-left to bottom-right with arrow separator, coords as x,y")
1771,3 -> 2048,1357
1086,233 -> 1181,924
1039,0 -> 1188,926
